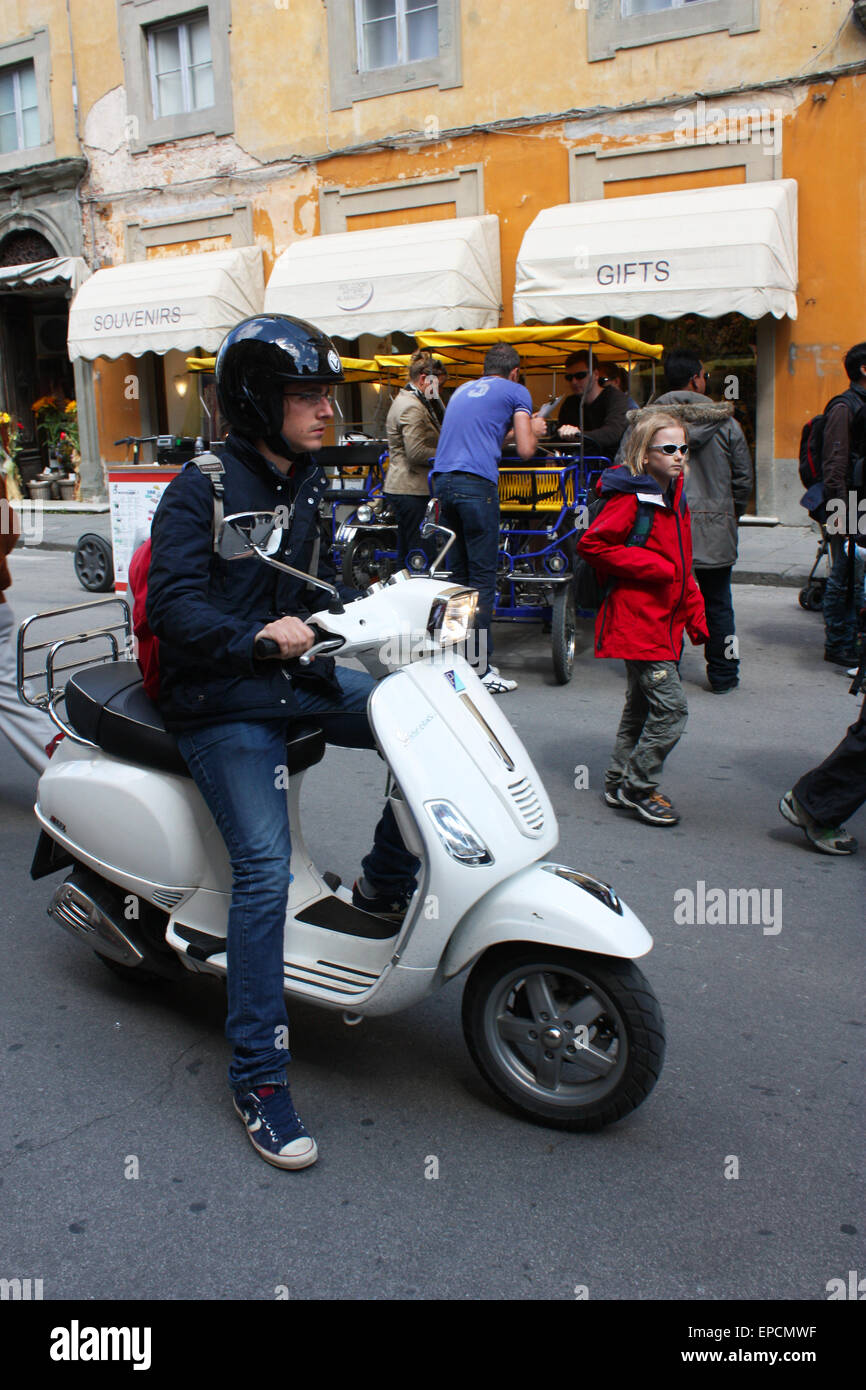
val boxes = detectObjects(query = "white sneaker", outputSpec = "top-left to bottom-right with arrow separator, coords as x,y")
481,669 -> 518,694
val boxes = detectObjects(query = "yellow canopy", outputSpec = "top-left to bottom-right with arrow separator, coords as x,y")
413,323 -> 663,369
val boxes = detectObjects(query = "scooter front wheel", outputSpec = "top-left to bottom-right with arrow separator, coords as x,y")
462,945 -> 665,1131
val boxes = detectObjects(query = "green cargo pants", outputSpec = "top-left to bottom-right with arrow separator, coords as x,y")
606,660 -> 688,796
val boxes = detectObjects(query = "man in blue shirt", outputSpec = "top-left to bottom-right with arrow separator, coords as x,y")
432,341 -> 546,692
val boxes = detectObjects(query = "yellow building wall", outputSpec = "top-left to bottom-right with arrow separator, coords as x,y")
230,0 -> 862,163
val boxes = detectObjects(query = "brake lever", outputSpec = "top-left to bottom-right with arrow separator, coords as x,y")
299,636 -> 345,666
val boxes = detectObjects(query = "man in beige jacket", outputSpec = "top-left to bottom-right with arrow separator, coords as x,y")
384,350 -> 446,568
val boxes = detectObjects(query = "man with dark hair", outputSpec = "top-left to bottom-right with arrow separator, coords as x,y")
556,350 -> 629,458
662,349 -> 708,396
616,349 -> 753,693
432,341 -> 546,692
819,341 -> 866,667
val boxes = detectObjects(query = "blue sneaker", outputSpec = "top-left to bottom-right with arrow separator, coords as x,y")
233,1084 -> 318,1169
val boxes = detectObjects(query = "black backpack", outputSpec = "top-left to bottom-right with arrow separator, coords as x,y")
798,388 -> 866,496
573,487 -> 657,612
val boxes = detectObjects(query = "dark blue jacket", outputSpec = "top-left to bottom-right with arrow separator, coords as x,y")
147,432 -> 354,731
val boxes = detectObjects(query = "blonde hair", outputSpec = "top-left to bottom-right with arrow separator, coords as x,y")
623,411 -> 688,476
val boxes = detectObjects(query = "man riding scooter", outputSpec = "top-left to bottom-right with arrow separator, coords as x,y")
146,314 -> 420,1170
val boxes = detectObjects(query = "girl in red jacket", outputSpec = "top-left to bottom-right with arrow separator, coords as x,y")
578,411 -> 709,825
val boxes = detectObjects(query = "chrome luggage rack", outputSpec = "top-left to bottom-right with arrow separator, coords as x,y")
16,597 -> 133,747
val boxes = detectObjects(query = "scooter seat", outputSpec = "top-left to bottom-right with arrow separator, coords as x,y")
65,662 -> 326,778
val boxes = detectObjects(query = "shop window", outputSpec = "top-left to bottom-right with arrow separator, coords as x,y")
587,0 -> 760,62
147,12 -> 213,118
119,0 -> 233,151
328,0 -> 461,109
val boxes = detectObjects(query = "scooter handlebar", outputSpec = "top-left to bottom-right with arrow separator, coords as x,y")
253,636 -> 282,659
253,629 -> 344,663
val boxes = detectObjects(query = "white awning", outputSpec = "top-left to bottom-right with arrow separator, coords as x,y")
0,256 -> 91,293
514,180 -> 798,323
67,245 -> 264,360
264,215 -> 502,337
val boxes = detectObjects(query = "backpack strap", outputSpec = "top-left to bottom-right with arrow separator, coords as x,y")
625,498 -> 657,547
190,452 -> 225,551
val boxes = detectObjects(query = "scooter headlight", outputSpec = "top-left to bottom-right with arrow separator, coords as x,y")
427,589 -> 478,647
425,800 -> 493,865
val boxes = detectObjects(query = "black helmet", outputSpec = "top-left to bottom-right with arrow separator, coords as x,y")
215,313 -> 344,442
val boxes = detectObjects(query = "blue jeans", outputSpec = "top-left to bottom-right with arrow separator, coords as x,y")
695,566 -> 738,689
823,537 -> 865,657
177,666 -> 419,1094
433,471 -> 499,671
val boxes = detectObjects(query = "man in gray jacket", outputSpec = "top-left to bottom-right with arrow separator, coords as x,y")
616,349 -> 754,691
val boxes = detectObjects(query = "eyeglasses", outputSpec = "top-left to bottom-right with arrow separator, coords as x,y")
284,388 -> 333,406
648,443 -> 689,456
564,371 -> 589,382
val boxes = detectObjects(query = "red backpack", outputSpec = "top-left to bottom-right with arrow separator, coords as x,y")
128,539 -> 159,700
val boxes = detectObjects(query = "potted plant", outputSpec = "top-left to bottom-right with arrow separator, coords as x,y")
31,395 -> 80,498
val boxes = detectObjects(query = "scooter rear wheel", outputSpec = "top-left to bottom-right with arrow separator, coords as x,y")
462,944 -> 665,1131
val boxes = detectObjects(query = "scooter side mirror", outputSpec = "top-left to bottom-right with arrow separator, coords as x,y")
420,498 -> 441,540
217,512 -> 283,561
420,497 -> 455,575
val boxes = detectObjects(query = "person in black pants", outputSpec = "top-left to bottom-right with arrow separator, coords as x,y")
779,692 -> 865,854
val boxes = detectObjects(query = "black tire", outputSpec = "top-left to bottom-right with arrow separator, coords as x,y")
551,585 -> 577,684
462,944 -> 665,1131
805,582 -> 826,612
341,533 -> 395,590
798,588 -> 811,610
74,533 -> 114,592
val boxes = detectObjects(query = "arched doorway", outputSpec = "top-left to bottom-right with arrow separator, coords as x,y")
0,227 -> 77,486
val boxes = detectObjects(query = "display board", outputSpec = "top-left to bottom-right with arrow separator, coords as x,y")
107,467 -> 181,590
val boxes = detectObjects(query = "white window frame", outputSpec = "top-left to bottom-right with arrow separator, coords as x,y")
354,0 -> 439,73
146,12 -> 213,119
328,0 -> 460,110
587,0 -> 760,62
0,29 -> 54,174
119,0 -> 233,153
0,61 -> 40,153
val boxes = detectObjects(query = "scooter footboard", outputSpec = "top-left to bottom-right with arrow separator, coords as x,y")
440,861 -> 653,981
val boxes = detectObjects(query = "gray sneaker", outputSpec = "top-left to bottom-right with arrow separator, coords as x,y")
778,791 -> 857,855
617,787 -> 680,825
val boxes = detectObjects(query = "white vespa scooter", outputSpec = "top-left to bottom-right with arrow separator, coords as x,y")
18,511 -> 665,1132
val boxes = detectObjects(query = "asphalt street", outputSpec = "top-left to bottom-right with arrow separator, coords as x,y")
0,547 -> 862,1302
